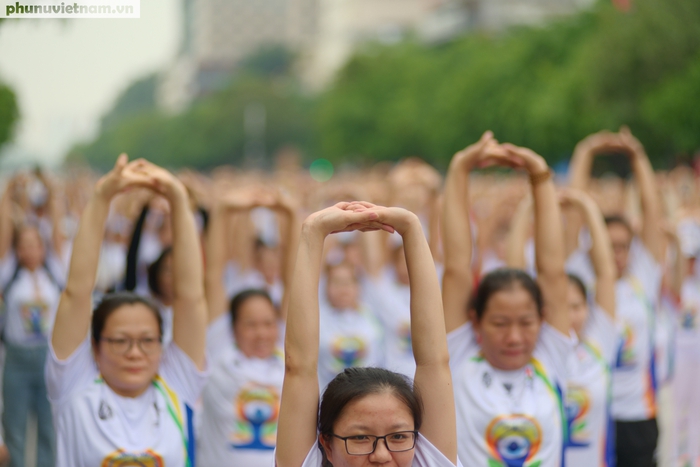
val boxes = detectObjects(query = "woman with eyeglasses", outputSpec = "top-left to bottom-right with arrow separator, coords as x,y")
442,133 -> 574,467
46,156 -> 208,467
275,201 -> 460,467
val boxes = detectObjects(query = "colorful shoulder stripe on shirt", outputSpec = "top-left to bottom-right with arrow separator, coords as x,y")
153,375 -> 195,467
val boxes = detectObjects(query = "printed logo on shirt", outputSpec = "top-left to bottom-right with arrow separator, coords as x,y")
230,383 -> 280,451
485,414 -> 542,467
100,449 -> 164,467
564,384 -> 591,447
331,336 -> 367,370
398,321 -> 412,354
20,300 -> 49,336
615,324 -> 637,369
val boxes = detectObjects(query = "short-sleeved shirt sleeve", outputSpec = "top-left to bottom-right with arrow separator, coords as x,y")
534,322 -> 578,386
157,343 -> 208,405
628,239 -> 662,305
46,335 -> 98,404
584,303 -> 619,365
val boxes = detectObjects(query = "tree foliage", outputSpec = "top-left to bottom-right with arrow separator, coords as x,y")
0,19 -> 19,151
73,0 -> 700,170
0,82 -> 18,149
317,0 -> 700,168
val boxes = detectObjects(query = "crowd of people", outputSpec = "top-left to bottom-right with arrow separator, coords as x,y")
0,127 -> 698,467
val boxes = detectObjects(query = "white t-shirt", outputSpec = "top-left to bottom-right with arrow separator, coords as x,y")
95,241 -> 127,293
611,241 -> 662,421
318,301 -> 385,390
654,292 -> 678,387
289,434 -> 461,467
568,238 -> 662,421
46,338 -> 207,467
198,346 -> 284,467
0,252 -> 64,347
677,278 -> 700,353
448,322 -> 574,467
565,305 -> 618,467
363,268 -> 415,378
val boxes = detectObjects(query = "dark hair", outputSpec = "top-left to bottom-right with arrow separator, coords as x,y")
254,237 -> 272,252
317,367 -> 423,466
229,289 -> 275,327
147,247 -> 173,299
567,273 -> 587,300
604,215 -> 633,236
473,268 -> 543,321
91,292 -> 163,343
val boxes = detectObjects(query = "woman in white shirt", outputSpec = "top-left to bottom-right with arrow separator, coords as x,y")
275,202 -> 459,467
509,187 -> 619,466
442,133 -> 574,467
0,174 -> 65,467
205,185 -> 297,354
568,128 -> 664,467
197,186 -> 294,467
318,260 -> 385,389
46,156 -> 208,467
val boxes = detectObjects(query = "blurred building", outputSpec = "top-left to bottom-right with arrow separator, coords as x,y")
159,0 -> 321,112
473,0 -> 595,30
158,0 -> 596,110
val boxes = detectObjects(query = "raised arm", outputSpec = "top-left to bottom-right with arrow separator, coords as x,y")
269,190 -> 299,321
567,131 -> 619,251
0,179 -> 15,261
52,155 -> 153,359
560,188 -> 616,318
371,204 -> 457,463
504,144 -> 570,335
276,203 -> 385,467
505,195 -> 532,269
134,160 -> 207,369
620,127 -> 664,262
441,132 -> 495,333
661,223 -> 686,299
37,169 -> 66,258
204,188 -> 257,324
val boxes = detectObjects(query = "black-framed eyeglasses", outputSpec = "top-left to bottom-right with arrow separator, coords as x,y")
331,431 -> 418,455
101,336 -> 162,356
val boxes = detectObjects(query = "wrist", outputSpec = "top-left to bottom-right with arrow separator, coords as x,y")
396,213 -> 421,237
165,181 -> 188,204
301,218 -> 327,240
525,156 -> 549,175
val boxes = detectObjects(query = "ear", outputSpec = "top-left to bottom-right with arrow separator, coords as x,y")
319,435 -> 335,465
469,311 -> 482,343
91,339 -> 100,362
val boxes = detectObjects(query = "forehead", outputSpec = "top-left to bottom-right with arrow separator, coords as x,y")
334,391 -> 414,433
607,223 -> 632,242
328,265 -> 356,281
17,227 -> 42,244
566,281 -> 587,301
483,287 -> 539,319
237,296 -> 276,321
103,303 -> 160,334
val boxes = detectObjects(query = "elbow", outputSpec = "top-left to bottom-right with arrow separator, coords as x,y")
443,264 -> 472,285
284,352 -> 317,378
